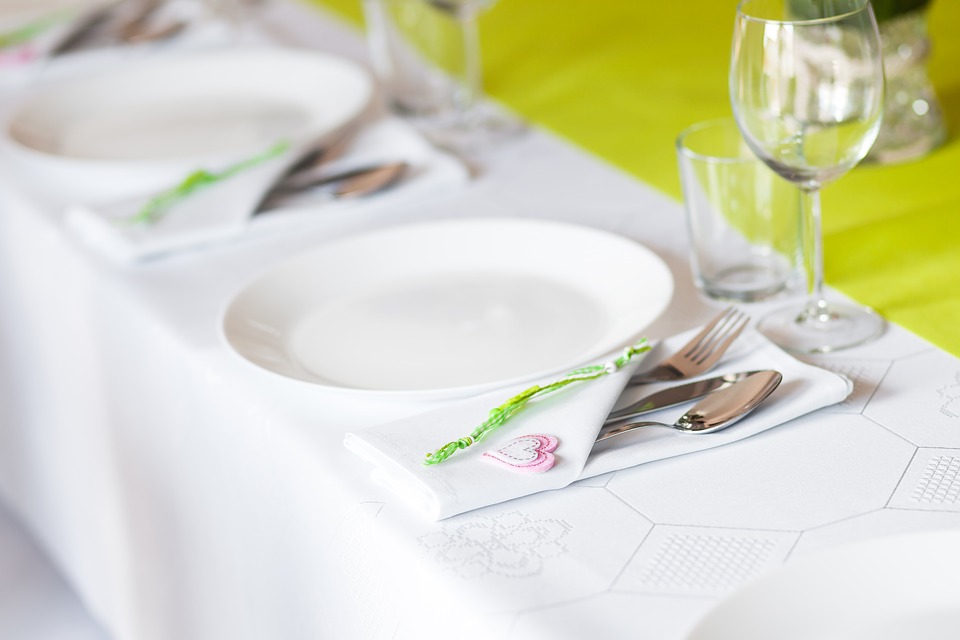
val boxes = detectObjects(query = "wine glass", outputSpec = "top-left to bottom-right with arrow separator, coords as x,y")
363,0 -> 522,152
729,0 -> 885,353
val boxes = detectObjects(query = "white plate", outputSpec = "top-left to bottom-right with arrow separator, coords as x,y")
221,218 -> 673,399
2,47 -> 372,200
687,528 -> 960,640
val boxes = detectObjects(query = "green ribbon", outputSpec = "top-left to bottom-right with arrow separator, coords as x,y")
423,340 -> 650,466
126,140 -> 291,225
0,13 -> 68,50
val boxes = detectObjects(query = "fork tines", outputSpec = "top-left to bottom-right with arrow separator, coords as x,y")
684,307 -> 748,364
627,306 -> 750,384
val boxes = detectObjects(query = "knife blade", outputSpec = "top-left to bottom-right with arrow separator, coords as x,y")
49,3 -> 118,56
603,370 -> 763,426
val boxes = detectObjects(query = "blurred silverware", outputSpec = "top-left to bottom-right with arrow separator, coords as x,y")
254,161 -> 408,214
51,0 -> 184,55
117,0 -> 187,44
117,0 -> 165,39
275,127 -> 359,189
49,2 -> 118,55
121,18 -> 187,44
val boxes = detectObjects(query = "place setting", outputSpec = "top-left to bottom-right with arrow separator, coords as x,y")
340,302 -> 852,520
0,44 -> 471,262
0,0 -> 532,264
0,0 -> 158,67
0,0 -> 238,78
214,185 -> 853,517
0,0 -> 116,65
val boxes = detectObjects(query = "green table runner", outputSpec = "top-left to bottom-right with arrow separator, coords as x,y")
313,0 -> 960,357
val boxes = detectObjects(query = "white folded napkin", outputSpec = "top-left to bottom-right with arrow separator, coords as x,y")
344,329 -> 852,521
64,118 -> 469,262
0,4 -> 98,68
0,0 -> 214,71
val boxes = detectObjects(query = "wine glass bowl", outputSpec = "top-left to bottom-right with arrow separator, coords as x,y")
730,0 -> 885,353
732,0 -> 884,187
363,0 -> 522,152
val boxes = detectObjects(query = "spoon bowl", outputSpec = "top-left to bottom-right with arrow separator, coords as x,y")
254,161 -> 408,214
596,369 -> 782,442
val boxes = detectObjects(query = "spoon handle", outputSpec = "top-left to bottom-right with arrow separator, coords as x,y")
595,369 -> 783,444
254,162 -> 408,215
595,420 -> 667,442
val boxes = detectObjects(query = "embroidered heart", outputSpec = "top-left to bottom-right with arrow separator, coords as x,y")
483,434 -> 559,473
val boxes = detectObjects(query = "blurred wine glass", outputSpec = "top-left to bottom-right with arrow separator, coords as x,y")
363,0 -> 522,152
729,0 -> 885,353
201,0 -> 262,30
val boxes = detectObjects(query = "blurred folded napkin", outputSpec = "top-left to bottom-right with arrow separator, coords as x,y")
0,5 -> 96,67
344,328 -> 852,521
0,0 -> 231,72
64,118 -> 469,262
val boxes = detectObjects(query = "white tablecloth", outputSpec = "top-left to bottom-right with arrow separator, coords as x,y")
2,3 -> 960,639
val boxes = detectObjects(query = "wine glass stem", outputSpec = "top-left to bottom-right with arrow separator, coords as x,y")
800,186 -> 829,320
456,6 -> 483,118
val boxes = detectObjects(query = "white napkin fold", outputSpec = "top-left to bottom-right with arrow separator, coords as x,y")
0,0 -> 217,72
64,118 -> 469,263
0,4 -> 97,68
344,329 -> 852,521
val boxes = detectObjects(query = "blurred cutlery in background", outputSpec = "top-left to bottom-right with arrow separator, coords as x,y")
255,161 -> 409,214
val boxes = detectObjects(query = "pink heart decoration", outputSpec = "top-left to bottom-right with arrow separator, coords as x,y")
483,434 -> 559,473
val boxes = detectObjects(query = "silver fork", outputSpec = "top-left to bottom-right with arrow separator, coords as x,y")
627,307 -> 749,385
51,0 -> 183,56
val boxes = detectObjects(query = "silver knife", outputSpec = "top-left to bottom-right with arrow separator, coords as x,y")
49,3 -> 119,56
603,370 -> 763,426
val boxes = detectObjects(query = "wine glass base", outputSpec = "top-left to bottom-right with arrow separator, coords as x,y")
402,103 -> 527,155
758,301 -> 885,355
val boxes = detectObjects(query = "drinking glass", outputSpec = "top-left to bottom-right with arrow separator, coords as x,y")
730,0 -> 885,353
363,0 -> 522,152
677,118 -> 803,303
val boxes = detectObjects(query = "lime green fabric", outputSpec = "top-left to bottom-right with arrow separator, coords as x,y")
312,0 -> 960,357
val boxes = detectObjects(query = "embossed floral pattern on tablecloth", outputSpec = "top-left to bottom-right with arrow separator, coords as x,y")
418,511 -> 571,579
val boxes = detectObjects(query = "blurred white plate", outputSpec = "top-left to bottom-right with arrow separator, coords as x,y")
2,47 -> 371,200
221,218 -> 674,399
687,528 -> 960,640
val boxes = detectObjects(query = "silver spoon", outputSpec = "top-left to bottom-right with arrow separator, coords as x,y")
116,0 -> 167,40
121,18 -> 188,45
50,3 -> 119,56
327,161 -> 408,198
595,370 -> 782,442
253,161 -> 408,215
52,0 -> 177,55
272,130 -> 358,191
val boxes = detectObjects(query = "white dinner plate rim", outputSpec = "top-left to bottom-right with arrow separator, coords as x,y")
2,46 -> 373,169
219,217 -> 674,400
